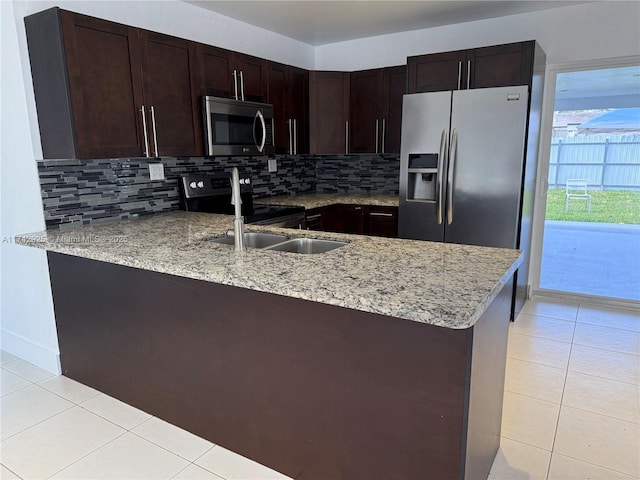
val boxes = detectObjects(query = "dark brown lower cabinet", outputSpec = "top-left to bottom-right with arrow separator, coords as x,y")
48,251 -> 513,480
305,204 -> 398,237
365,205 -> 399,237
304,207 -> 325,231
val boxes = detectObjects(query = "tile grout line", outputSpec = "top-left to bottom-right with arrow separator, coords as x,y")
544,305 -> 577,480
43,429 -> 129,480
0,463 -> 23,480
127,428 -> 214,464
550,451 -> 640,478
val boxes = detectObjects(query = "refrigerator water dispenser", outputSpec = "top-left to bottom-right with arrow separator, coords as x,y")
406,153 -> 439,201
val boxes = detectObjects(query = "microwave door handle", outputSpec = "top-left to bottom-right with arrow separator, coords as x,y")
205,99 -> 214,155
254,110 -> 266,153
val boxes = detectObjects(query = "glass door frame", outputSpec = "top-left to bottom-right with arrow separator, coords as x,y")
528,55 -> 640,309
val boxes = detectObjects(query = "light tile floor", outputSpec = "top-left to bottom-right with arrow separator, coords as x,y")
1,297 -> 638,479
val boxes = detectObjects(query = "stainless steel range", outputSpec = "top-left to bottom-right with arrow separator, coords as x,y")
179,173 -> 305,228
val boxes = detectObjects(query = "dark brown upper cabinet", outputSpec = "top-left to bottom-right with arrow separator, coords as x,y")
382,65 -> 407,154
235,53 -> 268,102
25,8 -> 202,159
468,42 -> 535,89
407,50 -> 467,93
309,71 -> 350,155
198,44 -> 268,103
407,41 -> 535,93
349,69 -> 384,154
138,31 -> 202,157
350,66 -> 406,154
267,62 -> 309,155
197,44 -> 236,99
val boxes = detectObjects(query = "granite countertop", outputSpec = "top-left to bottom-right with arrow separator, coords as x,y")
16,211 -> 521,329
256,193 -> 399,209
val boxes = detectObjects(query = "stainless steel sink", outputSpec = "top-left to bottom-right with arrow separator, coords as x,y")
210,232 -> 289,248
264,238 -> 347,254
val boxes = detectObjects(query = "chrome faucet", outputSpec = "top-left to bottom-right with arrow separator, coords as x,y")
230,167 -> 245,251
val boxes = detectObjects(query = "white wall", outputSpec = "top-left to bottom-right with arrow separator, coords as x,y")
1,0 -> 60,373
315,1 -> 640,70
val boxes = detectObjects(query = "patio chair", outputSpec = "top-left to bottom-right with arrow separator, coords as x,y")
565,179 -> 592,212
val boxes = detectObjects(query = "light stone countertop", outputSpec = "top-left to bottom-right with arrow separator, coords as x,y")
16,211 -> 522,329
256,193 -> 399,209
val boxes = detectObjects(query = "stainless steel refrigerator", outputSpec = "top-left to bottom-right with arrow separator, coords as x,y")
398,86 -> 530,315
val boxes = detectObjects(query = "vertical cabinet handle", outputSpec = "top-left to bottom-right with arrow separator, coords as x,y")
381,118 -> 386,154
467,60 -> 471,89
232,70 -> 238,100
457,61 -> 462,90
140,105 -> 150,157
240,71 -> 245,101
375,119 -> 379,154
293,118 -> 297,155
345,120 -> 349,154
288,119 -> 293,155
150,106 -> 159,157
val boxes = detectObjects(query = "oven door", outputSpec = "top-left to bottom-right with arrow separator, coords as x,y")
203,96 -> 274,156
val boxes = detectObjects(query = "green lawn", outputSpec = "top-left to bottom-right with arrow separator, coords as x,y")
545,189 -> 640,224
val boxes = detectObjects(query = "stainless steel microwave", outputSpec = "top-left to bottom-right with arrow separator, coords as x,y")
202,96 -> 274,156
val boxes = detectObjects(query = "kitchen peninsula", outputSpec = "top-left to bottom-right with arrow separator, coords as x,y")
18,211 -> 521,480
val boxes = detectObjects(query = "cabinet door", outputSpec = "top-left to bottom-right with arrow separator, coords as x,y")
289,66 -> 309,155
338,204 -> 365,234
139,31 -> 202,157
382,65 -> 406,154
305,207 -> 325,231
469,42 -> 534,89
350,69 -> 384,154
198,44 -> 235,98
407,50 -> 467,93
365,206 -> 398,238
267,62 -> 290,154
309,72 -> 350,154
234,53 -> 268,102
60,10 -> 145,159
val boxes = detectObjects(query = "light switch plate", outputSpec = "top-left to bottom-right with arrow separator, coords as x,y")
268,158 -> 277,173
149,163 -> 165,181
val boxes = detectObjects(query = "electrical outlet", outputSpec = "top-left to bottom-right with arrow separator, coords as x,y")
268,158 -> 277,173
149,163 -> 165,181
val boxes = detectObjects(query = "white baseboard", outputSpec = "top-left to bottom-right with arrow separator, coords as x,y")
0,329 -> 61,374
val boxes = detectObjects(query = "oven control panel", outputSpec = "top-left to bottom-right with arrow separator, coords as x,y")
180,173 -> 252,199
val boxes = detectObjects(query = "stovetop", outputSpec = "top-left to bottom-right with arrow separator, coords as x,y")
179,173 -> 304,223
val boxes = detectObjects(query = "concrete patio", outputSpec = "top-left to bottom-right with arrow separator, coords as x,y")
540,220 -> 640,301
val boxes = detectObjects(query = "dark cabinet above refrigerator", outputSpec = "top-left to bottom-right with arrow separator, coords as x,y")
407,41 -> 539,93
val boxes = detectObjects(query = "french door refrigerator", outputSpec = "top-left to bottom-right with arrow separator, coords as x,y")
398,86 -> 530,316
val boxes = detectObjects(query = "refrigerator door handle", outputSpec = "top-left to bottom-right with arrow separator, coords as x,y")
436,129 -> 447,225
447,128 -> 458,225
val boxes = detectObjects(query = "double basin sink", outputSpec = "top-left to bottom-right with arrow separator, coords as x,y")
210,232 -> 347,254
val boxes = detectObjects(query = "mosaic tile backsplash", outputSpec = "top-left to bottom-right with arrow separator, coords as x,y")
37,154 -> 399,229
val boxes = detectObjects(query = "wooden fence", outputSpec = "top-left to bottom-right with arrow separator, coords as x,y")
548,134 -> 640,191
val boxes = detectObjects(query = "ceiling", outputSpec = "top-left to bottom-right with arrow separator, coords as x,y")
555,66 -> 640,110
185,1 -> 588,46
